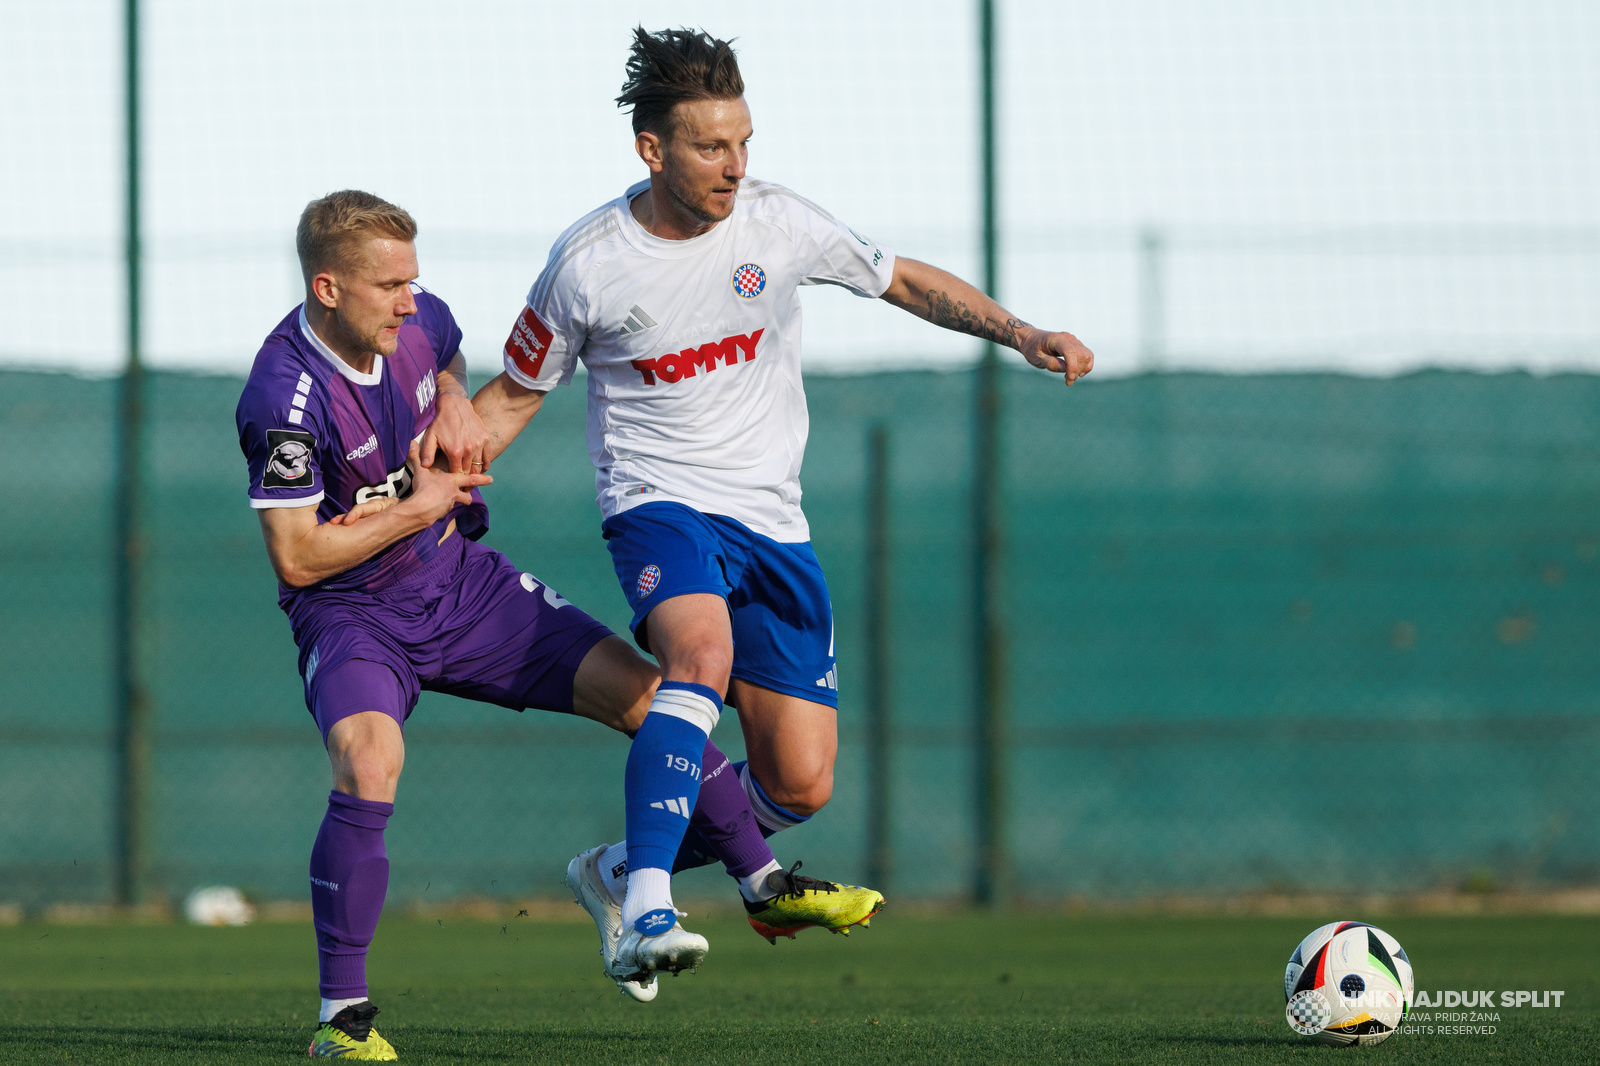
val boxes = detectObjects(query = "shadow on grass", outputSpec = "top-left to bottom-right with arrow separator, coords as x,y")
2,1024 -> 295,1054
1165,1033 -> 1306,1048
0,1023 -> 671,1063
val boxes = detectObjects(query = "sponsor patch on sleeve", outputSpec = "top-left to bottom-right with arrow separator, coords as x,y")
263,428 -> 316,489
505,304 -> 555,380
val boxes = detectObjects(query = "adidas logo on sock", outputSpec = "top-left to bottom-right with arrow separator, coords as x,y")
637,908 -> 674,933
649,797 -> 691,817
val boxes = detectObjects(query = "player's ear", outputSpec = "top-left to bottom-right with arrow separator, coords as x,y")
635,130 -> 665,172
310,272 -> 339,310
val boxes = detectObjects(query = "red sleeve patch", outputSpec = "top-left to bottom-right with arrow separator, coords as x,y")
505,305 -> 555,380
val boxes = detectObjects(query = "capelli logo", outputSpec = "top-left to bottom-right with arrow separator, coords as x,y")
345,434 -> 378,461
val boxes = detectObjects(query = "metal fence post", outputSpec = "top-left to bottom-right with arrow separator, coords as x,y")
113,0 -> 150,907
973,0 -> 1009,909
864,424 -> 892,892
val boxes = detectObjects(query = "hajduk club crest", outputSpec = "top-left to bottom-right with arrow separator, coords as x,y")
732,263 -> 766,299
637,564 -> 662,598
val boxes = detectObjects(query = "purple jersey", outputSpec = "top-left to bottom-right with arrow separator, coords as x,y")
236,286 -> 488,599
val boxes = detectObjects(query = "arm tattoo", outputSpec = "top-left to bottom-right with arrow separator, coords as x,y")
924,290 -> 1030,348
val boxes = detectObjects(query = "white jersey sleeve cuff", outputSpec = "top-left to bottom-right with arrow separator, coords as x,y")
249,491 -> 325,510
501,351 -> 544,391
868,248 -> 897,298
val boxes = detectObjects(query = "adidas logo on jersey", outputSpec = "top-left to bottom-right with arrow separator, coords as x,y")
619,304 -> 657,335
631,328 -> 764,385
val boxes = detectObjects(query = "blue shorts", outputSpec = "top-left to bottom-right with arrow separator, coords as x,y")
286,534 -> 613,740
602,502 -> 838,708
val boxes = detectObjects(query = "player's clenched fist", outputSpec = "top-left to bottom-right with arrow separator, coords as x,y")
403,438 -> 492,522
420,386 -> 491,474
1021,328 -> 1095,386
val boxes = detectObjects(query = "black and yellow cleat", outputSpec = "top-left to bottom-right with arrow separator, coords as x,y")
307,1001 -> 398,1060
744,861 -> 885,944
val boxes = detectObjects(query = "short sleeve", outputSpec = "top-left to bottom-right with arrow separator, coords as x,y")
502,256 -> 585,391
775,189 -> 896,298
237,371 -> 326,510
410,285 -> 465,372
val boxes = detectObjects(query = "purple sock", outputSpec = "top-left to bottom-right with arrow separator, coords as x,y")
672,739 -> 775,879
309,790 -> 392,1000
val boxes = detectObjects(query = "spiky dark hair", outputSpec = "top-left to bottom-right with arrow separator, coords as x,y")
616,26 -> 744,138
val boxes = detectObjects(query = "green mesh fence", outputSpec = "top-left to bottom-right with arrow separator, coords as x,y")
4,366 -> 1598,908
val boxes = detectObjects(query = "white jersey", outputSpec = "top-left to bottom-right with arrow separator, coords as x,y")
502,178 -> 895,542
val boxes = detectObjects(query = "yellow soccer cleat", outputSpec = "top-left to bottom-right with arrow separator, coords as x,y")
307,1001 -> 398,1060
744,861 -> 885,944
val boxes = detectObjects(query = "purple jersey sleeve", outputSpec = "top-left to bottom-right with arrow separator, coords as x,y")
410,285 -> 464,374
237,362 -> 327,510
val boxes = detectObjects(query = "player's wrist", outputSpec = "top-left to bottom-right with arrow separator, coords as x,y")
389,493 -> 447,532
1013,323 -> 1045,355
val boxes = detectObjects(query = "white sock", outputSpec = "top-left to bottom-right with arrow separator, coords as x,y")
599,840 -> 629,906
739,762 -> 809,834
620,866 -> 674,930
738,858 -> 785,903
320,996 -> 367,1023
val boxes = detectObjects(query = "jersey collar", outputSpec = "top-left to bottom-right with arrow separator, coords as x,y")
298,304 -> 384,386
617,179 -> 735,260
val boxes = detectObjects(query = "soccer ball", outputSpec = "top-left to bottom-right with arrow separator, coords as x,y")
1284,921 -> 1414,1045
183,884 -> 256,926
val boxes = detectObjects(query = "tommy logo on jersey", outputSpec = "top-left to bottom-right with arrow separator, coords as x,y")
732,262 -> 766,299
631,329 -> 764,386
505,305 -> 554,380
263,429 -> 315,489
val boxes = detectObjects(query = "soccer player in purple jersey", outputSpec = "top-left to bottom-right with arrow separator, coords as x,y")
238,191 -> 806,1058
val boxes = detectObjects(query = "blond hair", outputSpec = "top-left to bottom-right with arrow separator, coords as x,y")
296,190 -> 417,285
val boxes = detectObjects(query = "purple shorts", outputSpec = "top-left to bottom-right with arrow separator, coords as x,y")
287,533 -> 612,740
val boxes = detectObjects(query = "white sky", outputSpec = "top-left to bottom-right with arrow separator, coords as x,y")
2,0 -> 1597,377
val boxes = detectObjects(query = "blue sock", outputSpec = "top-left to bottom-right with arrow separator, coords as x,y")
624,682 -> 722,878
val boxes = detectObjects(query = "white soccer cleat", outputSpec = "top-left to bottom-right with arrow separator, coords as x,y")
564,845 -> 658,1003
611,920 -> 709,979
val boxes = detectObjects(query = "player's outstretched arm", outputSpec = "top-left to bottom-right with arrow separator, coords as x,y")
420,351 -> 491,473
880,257 -> 1094,385
471,371 -> 548,467
256,440 -> 491,588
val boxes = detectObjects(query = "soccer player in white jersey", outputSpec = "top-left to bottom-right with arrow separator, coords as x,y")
472,27 -> 1093,981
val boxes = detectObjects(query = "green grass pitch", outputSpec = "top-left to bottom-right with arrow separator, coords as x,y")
1,912 -> 1595,1063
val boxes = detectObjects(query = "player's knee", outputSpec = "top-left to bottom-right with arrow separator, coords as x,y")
330,735 -> 403,801
338,752 -> 401,799
661,641 -> 733,693
336,745 -> 398,797
765,767 -> 833,817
